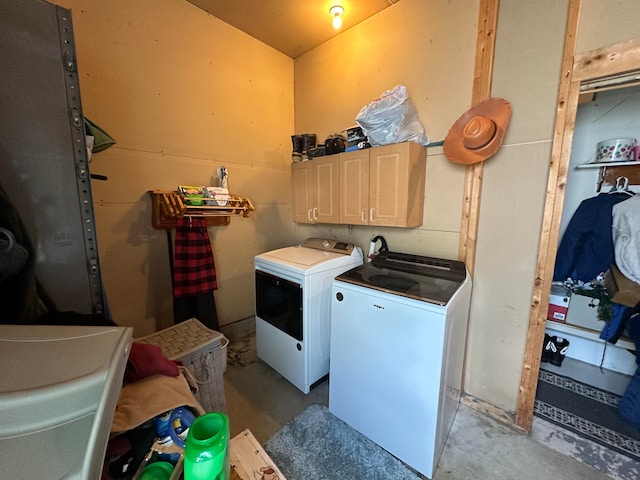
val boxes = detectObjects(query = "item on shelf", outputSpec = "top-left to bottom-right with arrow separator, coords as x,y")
178,186 -> 206,206
301,133 -> 317,161
291,135 -> 303,163
543,335 -> 570,366
595,138 -> 637,162
324,134 -> 346,155
547,283 -> 570,323
217,166 -> 228,189
307,144 -> 325,159
605,264 -> 640,307
345,126 -> 370,152
355,84 -> 429,147
205,187 -> 230,206
541,333 -> 552,362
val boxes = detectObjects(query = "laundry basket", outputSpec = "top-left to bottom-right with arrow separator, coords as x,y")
135,318 -> 226,413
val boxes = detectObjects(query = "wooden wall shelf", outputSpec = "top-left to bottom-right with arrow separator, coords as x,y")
148,190 -> 254,230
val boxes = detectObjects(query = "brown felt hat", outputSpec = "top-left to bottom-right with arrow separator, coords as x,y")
443,97 -> 512,165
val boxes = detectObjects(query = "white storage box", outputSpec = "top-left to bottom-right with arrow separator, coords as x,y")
564,293 -> 602,331
136,318 -> 226,413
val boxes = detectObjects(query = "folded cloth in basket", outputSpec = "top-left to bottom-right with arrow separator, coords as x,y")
111,373 -> 205,434
123,342 -> 180,384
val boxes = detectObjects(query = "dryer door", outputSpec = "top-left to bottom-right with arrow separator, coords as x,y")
255,270 -> 303,340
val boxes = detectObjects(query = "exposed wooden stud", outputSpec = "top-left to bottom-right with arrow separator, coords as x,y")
572,37 -> 640,82
514,0 -> 582,431
458,0 -> 499,271
456,0 -> 499,416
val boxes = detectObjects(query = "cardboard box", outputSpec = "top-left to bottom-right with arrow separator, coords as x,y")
230,429 -> 287,480
605,264 -> 640,307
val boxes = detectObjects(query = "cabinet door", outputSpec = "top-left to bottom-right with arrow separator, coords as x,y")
339,149 -> 370,225
291,162 -> 314,223
369,142 -> 426,227
312,156 -> 339,224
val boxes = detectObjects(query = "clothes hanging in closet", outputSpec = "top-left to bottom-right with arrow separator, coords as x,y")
612,194 -> 640,284
553,192 -> 632,282
172,216 -> 219,330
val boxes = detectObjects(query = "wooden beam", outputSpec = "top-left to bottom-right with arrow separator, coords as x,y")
572,37 -> 640,82
514,0 -> 582,431
458,0 -> 499,271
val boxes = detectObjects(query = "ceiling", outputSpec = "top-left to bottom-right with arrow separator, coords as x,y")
187,0 -> 400,59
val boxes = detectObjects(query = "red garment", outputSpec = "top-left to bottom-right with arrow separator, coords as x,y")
173,217 -> 218,297
123,342 -> 180,384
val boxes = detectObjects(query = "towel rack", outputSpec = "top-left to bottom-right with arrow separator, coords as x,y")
148,190 -> 254,230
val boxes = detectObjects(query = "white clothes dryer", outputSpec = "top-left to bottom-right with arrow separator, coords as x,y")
254,238 -> 362,393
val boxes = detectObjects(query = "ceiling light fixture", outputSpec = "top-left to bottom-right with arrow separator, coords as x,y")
330,5 -> 344,30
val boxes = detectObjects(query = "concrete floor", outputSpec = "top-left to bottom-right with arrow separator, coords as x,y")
223,360 -> 612,480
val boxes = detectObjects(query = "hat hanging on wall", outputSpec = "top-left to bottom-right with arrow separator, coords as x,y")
443,97 -> 512,165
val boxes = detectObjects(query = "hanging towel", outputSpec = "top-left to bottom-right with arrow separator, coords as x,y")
173,217 -> 218,298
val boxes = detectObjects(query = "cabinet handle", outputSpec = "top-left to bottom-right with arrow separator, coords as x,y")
361,208 -> 366,222
370,208 -> 375,223
307,209 -> 313,222
313,207 -> 318,220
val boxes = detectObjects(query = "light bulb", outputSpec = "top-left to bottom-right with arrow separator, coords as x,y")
330,5 -> 344,30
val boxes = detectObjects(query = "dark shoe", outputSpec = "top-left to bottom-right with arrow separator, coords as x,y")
549,336 -> 570,366
291,135 -> 303,154
302,133 -> 317,160
541,333 -> 552,362
291,135 -> 303,163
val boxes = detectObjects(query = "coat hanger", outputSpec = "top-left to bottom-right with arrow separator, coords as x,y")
609,176 -> 634,196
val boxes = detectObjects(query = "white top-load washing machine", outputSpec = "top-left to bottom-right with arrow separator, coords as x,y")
254,238 -> 363,393
329,251 -> 471,479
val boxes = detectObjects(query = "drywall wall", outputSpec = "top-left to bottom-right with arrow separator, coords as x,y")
55,0 -> 295,336
292,0 -> 479,260
465,0 -> 569,412
576,0 -> 640,53
292,0 -> 565,414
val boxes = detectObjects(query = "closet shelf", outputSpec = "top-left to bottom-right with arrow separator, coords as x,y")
148,190 -> 254,230
575,162 -> 640,192
576,161 -> 640,168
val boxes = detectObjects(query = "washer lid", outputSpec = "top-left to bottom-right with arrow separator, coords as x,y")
255,242 -> 362,275
335,253 -> 467,305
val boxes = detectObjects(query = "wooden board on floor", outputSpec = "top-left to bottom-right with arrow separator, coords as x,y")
230,429 -> 287,480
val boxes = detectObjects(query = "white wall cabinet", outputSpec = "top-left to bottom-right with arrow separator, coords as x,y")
339,142 -> 426,227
